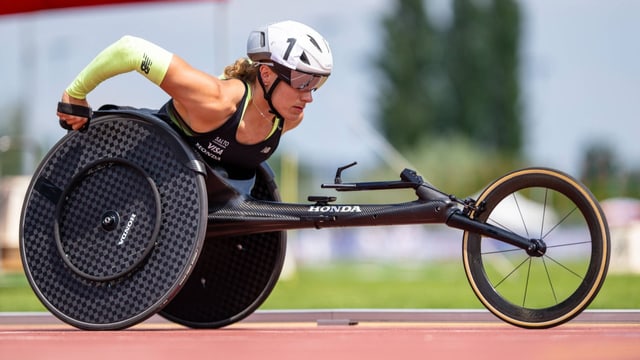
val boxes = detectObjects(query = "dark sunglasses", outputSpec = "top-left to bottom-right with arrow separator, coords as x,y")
269,62 -> 329,91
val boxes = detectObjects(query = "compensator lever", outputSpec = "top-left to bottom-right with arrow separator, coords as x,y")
333,161 -> 358,184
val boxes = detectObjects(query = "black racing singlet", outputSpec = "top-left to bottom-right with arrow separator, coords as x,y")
156,81 -> 283,179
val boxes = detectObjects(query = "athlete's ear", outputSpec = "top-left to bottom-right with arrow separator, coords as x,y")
259,64 -> 275,85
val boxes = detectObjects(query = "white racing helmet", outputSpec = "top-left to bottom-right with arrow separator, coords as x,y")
247,20 -> 333,91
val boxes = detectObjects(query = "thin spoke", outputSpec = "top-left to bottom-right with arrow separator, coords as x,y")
542,257 -> 559,304
512,192 -> 530,238
494,256 -> 531,288
546,240 -> 592,249
481,247 -> 523,255
544,254 -> 586,280
487,218 -> 515,234
540,189 -> 549,240
542,206 -> 578,240
522,258 -> 532,306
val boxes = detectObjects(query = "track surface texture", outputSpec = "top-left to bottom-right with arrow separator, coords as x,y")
1,310 -> 638,360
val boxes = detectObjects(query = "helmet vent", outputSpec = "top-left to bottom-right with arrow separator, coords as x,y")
300,52 -> 310,65
307,35 -> 323,53
260,32 -> 266,47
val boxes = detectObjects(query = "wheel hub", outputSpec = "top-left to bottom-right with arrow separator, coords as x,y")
526,238 -> 547,257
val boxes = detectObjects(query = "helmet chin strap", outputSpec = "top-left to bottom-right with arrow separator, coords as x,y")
258,72 -> 284,120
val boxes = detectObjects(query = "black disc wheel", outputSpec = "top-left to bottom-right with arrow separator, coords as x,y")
159,163 -> 286,328
54,158 -> 161,282
20,113 -> 208,330
462,168 -> 610,329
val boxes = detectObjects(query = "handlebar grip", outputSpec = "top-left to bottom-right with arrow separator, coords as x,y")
57,102 -> 93,132
400,169 -> 424,184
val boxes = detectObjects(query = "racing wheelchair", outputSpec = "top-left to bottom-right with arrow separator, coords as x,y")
20,108 -> 610,330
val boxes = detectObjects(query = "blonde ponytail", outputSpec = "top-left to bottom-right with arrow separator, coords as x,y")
223,58 -> 259,82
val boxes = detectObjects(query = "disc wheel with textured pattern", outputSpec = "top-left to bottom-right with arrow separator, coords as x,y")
20,113 -> 208,330
159,164 -> 287,328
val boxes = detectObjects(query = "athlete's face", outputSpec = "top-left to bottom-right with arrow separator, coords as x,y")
260,66 -> 314,125
271,81 -> 313,123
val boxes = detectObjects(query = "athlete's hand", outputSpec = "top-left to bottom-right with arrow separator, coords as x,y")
57,92 -> 92,131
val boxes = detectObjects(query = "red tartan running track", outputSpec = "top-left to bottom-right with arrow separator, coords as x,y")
0,310 -> 639,360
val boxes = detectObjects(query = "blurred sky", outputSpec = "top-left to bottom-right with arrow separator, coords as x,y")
0,0 -> 638,178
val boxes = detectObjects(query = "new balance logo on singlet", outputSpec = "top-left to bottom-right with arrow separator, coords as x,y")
140,53 -> 152,74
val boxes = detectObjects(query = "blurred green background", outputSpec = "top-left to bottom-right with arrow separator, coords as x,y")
2,0 -> 639,316
2,261 -> 639,312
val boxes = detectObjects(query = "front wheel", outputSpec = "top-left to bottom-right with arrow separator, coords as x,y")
462,168 -> 610,328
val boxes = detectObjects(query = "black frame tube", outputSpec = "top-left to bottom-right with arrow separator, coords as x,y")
206,197 -> 536,253
445,210 -> 534,250
203,163 -> 536,252
206,199 -> 454,238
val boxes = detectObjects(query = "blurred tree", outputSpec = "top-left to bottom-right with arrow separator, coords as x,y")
0,105 -> 27,176
623,169 -> 640,199
375,0 -> 522,156
374,0 -> 437,150
580,142 -> 640,200
580,143 -> 618,200
445,0 -> 522,154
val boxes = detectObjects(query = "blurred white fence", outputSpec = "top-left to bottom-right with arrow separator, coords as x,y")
0,176 -> 30,271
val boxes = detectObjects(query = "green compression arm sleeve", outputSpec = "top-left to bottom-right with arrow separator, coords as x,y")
65,35 -> 173,99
